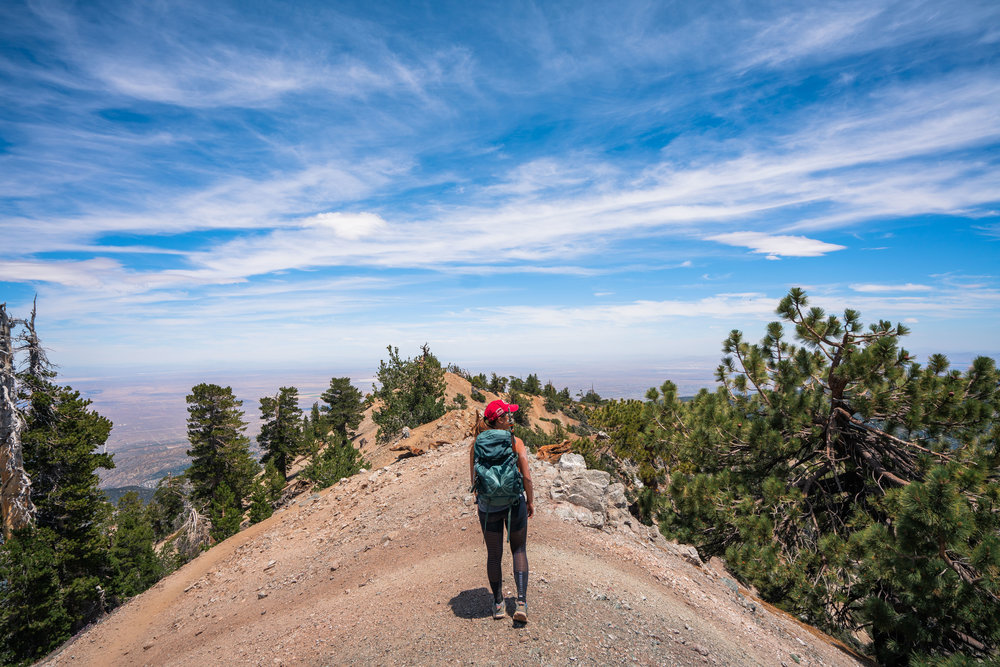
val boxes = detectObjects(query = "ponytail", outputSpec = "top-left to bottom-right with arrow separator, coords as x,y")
472,410 -> 503,437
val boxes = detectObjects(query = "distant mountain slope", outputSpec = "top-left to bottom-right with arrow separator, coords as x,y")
43,432 -> 865,666
101,485 -> 156,504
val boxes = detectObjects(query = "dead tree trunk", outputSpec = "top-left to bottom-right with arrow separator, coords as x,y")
23,296 -> 50,381
1,303 -> 36,539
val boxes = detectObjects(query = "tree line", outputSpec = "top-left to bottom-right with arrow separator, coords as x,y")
581,289 -> 999,665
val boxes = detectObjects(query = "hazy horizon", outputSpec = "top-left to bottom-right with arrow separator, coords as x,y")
63,359 -> 721,451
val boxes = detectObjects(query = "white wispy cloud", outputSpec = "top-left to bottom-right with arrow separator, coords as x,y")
22,0 -> 468,110
741,3 -> 885,69
705,232 -> 845,258
478,293 -> 776,329
303,212 -> 388,240
0,258 -> 125,289
850,283 -> 932,293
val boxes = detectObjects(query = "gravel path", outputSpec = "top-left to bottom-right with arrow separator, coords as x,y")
42,441 -> 867,666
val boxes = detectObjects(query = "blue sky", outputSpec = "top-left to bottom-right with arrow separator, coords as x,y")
2,0 -> 999,387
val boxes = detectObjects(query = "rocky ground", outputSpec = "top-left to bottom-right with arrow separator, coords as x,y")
42,435 -> 867,666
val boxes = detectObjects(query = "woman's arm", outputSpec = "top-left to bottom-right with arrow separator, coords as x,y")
513,437 -> 534,518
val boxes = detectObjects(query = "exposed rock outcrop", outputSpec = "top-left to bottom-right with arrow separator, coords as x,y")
537,452 -> 703,567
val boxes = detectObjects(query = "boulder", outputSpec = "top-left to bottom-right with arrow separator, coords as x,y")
607,482 -> 627,508
558,452 -> 586,473
580,468 -> 610,489
563,477 -> 609,513
553,503 -> 605,529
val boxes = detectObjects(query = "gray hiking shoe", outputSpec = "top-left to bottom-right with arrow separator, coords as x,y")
493,600 -> 506,619
513,600 -> 527,623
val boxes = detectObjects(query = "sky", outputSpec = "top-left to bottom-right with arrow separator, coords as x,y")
2,0 -> 999,391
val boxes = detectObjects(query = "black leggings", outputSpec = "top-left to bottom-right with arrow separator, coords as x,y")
478,498 -> 529,603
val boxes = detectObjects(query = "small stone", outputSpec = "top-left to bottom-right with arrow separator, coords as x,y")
330,561 -> 341,571
257,591 -> 268,599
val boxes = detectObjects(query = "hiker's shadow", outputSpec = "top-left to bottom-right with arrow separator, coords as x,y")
448,588 -> 495,619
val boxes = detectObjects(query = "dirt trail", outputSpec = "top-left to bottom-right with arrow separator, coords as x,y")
43,441 -> 866,666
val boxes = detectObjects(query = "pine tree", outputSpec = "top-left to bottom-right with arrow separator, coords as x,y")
21,379 -> 114,629
262,458 -> 285,502
578,387 -> 603,406
247,481 -> 272,524
542,381 -> 558,400
648,288 -> 1000,662
0,527 -> 71,665
147,474 -> 185,540
109,491 -> 162,601
208,481 -> 242,542
311,402 -> 323,437
372,344 -> 446,444
258,386 -> 303,479
302,433 -> 366,490
0,307 -> 123,662
524,373 -> 542,395
320,377 -> 363,441
488,373 -> 508,394
507,387 -> 531,427
185,383 -> 258,507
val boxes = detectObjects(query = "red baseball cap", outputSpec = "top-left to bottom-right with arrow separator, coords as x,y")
485,399 -> 519,421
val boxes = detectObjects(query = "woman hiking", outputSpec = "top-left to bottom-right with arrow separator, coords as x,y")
470,399 -> 534,623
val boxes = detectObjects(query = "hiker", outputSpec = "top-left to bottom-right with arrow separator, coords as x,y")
470,399 -> 534,623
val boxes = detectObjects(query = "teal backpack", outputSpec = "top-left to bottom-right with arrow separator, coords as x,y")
473,429 -> 523,511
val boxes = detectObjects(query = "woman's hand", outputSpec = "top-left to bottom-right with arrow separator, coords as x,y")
526,499 -> 534,518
